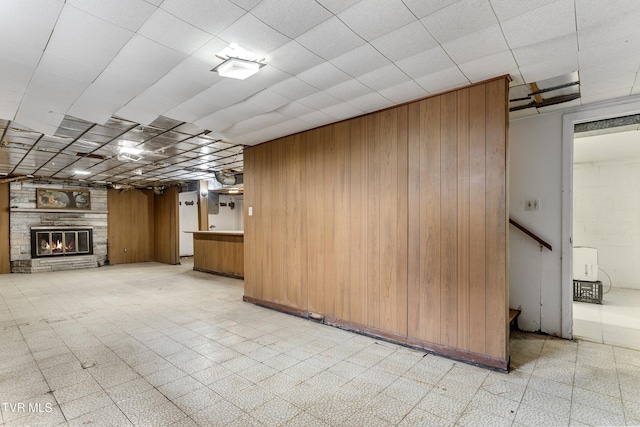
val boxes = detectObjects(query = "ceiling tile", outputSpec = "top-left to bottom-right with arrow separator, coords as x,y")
252,0 -> 332,38
315,0 -> 360,14
339,0 -> 416,41
230,0 -> 262,10
66,0 -> 157,31
100,35 -> 187,88
160,0 -> 245,35
579,56 -> 640,85
267,41 -> 324,75
357,64 -> 410,92
401,0 -> 459,18
297,92 -> 342,110
218,13 -> 290,56
296,16 -> 366,60
26,69 -> 86,106
0,54 -> 41,93
442,24 -> 508,64
276,101 -> 317,118
414,67 -> 470,94
378,80 -> 428,104
395,46 -> 455,79
0,90 -> 21,120
490,0 -> 558,21
502,0 -> 576,49
421,0 -> 498,44
0,0 -> 63,51
265,78 -> 318,100
138,9 -> 212,55
576,0 -> 638,29
44,6 -> 133,70
325,79 -> 372,102
297,110 -> 335,126
347,92 -> 391,113
512,34 -> 577,68
330,43 -> 391,78
297,62 -> 352,90
321,102 -> 363,120
459,50 -> 520,83
370,20 -> 438,62
246,90 -> 292,110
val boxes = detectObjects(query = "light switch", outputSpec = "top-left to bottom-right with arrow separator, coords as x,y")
248,206 -> 253,216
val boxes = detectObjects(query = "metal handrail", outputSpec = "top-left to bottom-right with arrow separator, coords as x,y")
509,218 -> 552,251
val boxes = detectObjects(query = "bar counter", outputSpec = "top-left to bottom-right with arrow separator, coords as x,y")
187,231 -> 244,279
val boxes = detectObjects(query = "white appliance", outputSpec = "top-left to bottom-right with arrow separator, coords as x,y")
573,246 -> 598,282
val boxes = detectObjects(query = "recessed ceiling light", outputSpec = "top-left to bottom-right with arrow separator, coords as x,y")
119,146 -> 143,155
213,44 -> 265,80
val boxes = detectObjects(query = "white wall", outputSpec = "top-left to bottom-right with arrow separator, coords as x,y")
574,160 -> 640,290
510,95 -> 640,338
509,112 -> 564,335
208,195 -> 244,231
179,191 -> 199,256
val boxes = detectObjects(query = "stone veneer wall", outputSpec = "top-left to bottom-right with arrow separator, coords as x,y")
9,182 -> 108,273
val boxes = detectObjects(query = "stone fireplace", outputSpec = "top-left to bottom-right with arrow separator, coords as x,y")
10,182 -> 107,273
31,227 -> 94,258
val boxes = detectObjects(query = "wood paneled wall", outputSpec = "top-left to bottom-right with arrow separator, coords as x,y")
0,183 -> 10,274
107,189 -> 155,264
154,187 -> 180,265
107,187 -> 180,265
244,77 -> 509,369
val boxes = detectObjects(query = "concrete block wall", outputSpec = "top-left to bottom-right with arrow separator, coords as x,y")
574,161 -> 640,290
9,182 -> 108,273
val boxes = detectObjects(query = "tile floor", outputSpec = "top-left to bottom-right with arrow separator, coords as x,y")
573,287 -> 640,351
0,260 -> 639,426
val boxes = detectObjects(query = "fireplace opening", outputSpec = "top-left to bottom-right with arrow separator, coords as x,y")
31,227 -> 93,258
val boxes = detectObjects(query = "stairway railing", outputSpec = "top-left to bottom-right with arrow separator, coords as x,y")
509,218 -> 552,251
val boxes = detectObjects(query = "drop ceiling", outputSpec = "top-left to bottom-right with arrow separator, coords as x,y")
1,0 -> 640,188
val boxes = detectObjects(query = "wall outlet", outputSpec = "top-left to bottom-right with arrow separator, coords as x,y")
525,199 -> 539,211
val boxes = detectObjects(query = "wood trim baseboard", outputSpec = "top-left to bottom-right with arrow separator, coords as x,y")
194,267 -> 243,279
243,296 -> 509,372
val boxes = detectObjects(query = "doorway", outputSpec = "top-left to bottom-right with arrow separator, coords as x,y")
572,124 -> 640,350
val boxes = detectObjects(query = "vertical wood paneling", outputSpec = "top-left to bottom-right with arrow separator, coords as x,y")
395,106 -> 409,336
366,113 -> 381,329
154,186 -> 179,265
484,79 -> 509,359
334,121 -> 352,321
379,109 -> 398,332
322,127 -> 336,317
407,102 -> 422,337
306,129 -> 325,314
468,84 -> 488,355
0,183 -> 9,274
269,139 -> 284,305
457,88 -> 471,351
243,147 -> 257,298
283,135 -> 306,309
244,76 -> 510,369
107,189 -> 154,264
440,92 -> 458,348
349,118 -> 367,325
423,96 -> 442,344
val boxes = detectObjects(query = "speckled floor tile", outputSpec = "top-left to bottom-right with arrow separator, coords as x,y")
1,262 -> 639,427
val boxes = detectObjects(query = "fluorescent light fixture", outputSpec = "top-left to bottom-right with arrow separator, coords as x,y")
119,146 -> 143,155
74,170 -> 91,175
228,188 -> 240,194
212,57 -> 265,80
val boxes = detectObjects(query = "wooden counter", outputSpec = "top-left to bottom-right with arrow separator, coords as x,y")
187,231 -> 244,279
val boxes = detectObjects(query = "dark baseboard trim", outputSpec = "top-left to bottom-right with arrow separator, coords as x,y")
243,296 -> 509,372
193,267 -> 243,279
